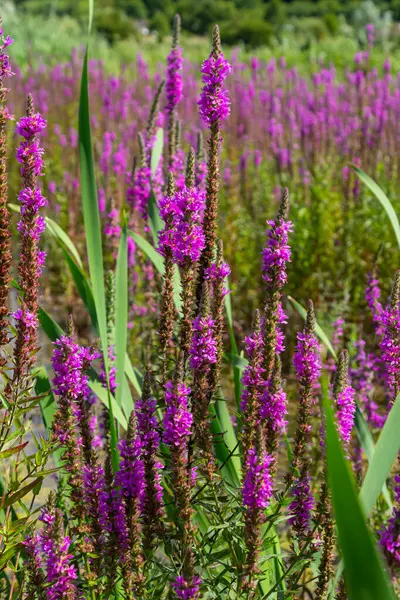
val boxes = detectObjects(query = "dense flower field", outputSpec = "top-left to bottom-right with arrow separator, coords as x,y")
1,8 -> 400,600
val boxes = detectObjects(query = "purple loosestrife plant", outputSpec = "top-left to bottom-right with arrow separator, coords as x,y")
262,188 -> 293,380
165,15 -> 183,165
12,97 -> 47,380
289,301 -> 320,539
163,361 -> 199,599
197,25 -> 231,296
380,474 -> 400,571
0,20 -> 13,347
190,283 -> 218,477
380,271 -> 400,401
136,371 -> 164,547
242,429 -> 274,593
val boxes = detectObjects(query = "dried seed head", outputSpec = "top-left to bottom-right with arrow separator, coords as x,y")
167,172 -> 175,197
138,133 -> 146,168
390,270 -> 400,310
185,147 -> 196,189
277,187 -> 290,220
212,25 -> 222,58
172,14 -> 181,49
147,80 -> 165,138
305,299 -> 316,334
333,349 -> 349,398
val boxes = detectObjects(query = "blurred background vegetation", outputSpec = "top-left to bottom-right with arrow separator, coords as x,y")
3,0 -> 400,69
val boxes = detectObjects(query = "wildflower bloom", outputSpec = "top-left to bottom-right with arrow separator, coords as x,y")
380,474 -> 400,568
13,97 -> 48,377
38,503 -> 78,600
260,356 -> 288,452
262,188 -> 292,378
289,473 -> 315,534
366,271 -> 383,335
333,350 -> 356,449
173,575 -> 201,599
289,301 -> 320,536
165,44 -> 183,115
199,42 -> 231,125
136,373 -> 164,538
158,184 -> 205,266
189,315 -> 217,371
242,447 -> 274,510
163,380 -> 193,449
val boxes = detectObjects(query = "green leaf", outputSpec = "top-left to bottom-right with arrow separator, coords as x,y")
288,296 -> 337,360
124,353 -> 142,397
359,391 -> 400,515
35,366 -> 57,431
355,406 -> 392,511
223,279 -> 244,411
79,43 -> 118,469
87,371 -> 127,430
38,307 -> 64,341
129,231 -> 182,314
1,479 -> 44,511
324,384 -> 396,600
150,128 -> 163,178
147,191 -> 164,248
212,396 -> 241,487
114,219 -> 133,418
0,443 -> 28,460
352,165 -> 400,251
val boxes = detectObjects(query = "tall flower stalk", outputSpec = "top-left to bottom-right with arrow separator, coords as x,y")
165,14 -> 183,166
163,359 -> 200,598
197,25 -> 231,294
0,20 -> 13,348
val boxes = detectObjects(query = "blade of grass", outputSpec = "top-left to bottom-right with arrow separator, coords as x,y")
115,218 -> 133,418
324,382 -> 396,600
359,390 -> 400,515
352,165 -> 400,251
79,42 -> 118,469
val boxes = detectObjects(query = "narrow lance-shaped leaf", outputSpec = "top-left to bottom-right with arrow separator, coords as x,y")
323,381 -> 396,600
79,43 -> 118,469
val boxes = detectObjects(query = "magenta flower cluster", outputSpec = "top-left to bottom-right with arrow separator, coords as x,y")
380,304 -> 400,393
262,218 -> 293,289
240,328 -> 266,413
289,474 -> 315,534
260,384 -> 287,433
136,393 -> 163,510
189,316 -> 217,372
165,46 -> 183,114
242,447 -> 274,511
293,330 -> 321,384
173,574 -> 201,599
380,474 -> 400,566
163,381 -> 193,450
52,335 -> 99,400
159,185 -> 205,266
115,434 -> 145,502
199,53 -> 232,125
336,385 -> 356,446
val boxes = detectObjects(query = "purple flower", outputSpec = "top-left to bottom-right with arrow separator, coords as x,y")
115,433 -> 145,503
158,185 -> 205,266
38,507 -> 78,600
380,303 -> 400,393
136,392 -> 164,515
262,217 -> 293,289
173,574 -> 201,599
293,329 -> 321,384
199,53 -> 232,125
336,385 -> 356,446
52,335 -> 99,401
242,447 -> 274,510
0,28 -> 14,81
205,261 -> 231,297
126,166 -> 152,219
163,381 -> 193,450
16,139 -> 45,176
289,473 -> 315,535
165,46 -> 183,114
260,383 -> 287,433
189,316 -> 217,372
15,113 -> 46,139
380,475 -> 400,567
240,327 -> 266,413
